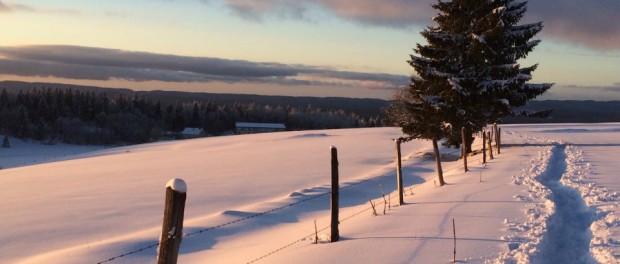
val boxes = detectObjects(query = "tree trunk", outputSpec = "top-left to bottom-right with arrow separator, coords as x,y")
432,138 -> 445,186
464,129 -> 474,154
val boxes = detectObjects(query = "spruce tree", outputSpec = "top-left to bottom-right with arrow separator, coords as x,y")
405,0 -> 552,152
0,89 -> 9,109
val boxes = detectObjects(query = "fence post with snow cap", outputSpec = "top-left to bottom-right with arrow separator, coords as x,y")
158,178 -> 187,264
330,146 -> 340,242
395,138 -> 404,205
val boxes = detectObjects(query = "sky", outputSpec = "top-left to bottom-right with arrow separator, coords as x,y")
1,0 -> 619,100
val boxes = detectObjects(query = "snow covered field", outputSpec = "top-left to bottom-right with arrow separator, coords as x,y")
1,124 -> 619,263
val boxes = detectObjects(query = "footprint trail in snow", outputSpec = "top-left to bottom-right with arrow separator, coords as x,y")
534,145 -> 596,264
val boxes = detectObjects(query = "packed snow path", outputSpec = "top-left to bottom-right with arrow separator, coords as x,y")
535,145 -> 596,264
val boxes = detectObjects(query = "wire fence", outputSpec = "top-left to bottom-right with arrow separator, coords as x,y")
97,136 -> 494,264
244,142 -> 488,263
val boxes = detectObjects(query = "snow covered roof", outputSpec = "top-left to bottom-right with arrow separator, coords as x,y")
182,127 -> 203,135
235,122 -> 286,129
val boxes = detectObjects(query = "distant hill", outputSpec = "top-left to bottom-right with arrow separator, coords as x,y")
506,100 -> 620,124
2,80 -> 620,123
0,81 -> 388,118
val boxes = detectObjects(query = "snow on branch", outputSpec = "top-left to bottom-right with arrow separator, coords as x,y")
424,67 -> 451,78
427,31 -> 460,42
526,40 -> 542,49
491,63 -> 519,70
448,77 -> 465,94
524,83 -> 553,91
471,34 -> 486,43
507,23 -> 543,38
493,6 -> 506,15
411,55 -> 432,63
421,95 -> 442,105
479,79 -> 510,91
516,73 -> 532,81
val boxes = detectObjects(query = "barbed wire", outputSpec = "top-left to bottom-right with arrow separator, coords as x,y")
97,242 -> 159,264
96,139 -> 495,263
244,141 -> 494,263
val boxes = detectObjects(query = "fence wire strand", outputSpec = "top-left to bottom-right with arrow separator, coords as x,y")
97,138 -> 496,263
244,141 -> 492,263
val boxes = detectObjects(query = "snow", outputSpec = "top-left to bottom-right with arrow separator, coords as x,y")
0,136 -> 107,169
472,33 -> 486,43
448,77 -> 465,93
493,6 -> 506,15
2,124 -> 620,263
166,178 -> 187,193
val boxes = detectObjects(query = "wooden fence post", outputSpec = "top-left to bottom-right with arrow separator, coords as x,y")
432,138 -> 445,186
395,139 -> 404,205
497,127 -> 501,154
461,127 -> 468,172
487,131 -> 494,160
158,179 -> 187,264
330,146 -> 340,242
482,130 -> 486,164
452,218 -> 457,263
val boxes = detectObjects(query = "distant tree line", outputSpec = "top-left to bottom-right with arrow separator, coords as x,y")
0,87 -> 383,145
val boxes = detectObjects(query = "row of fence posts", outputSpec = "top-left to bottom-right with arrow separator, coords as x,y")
154,125 -> 502,263
154,146 -> 343,263
480,123 -> 502,165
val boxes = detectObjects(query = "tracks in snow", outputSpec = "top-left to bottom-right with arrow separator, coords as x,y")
534,145 -> 596,264
496,144 -> 602,263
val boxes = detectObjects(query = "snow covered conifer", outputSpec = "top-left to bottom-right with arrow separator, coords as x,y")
400,0 -> 552,152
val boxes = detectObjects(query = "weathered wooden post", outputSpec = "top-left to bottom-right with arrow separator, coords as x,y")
158,178 -> 187,264
330,146 -> 340,242
452,218 -> 457,263
461,127 -> 468,172
487,131 -> 494,160
432,138 -> 445,186
493,123 -> 498,144
482,130 -> 487,164
497,127 -> 501,154
395,138 -> 404,205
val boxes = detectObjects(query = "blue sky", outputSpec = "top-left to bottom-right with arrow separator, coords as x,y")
1,0 -> 619,100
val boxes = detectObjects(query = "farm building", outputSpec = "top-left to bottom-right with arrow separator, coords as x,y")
235,122 -> 286,134
181,127 -> 204,138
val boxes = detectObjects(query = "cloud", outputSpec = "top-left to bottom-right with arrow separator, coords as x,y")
0,45 -> 407,89
217,0 -> 432,26
527,1 -> 620,51
0,1 -> 9,12
217,0 -> 310,21
0,0 -> 79,15
213,0 -> 620,51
